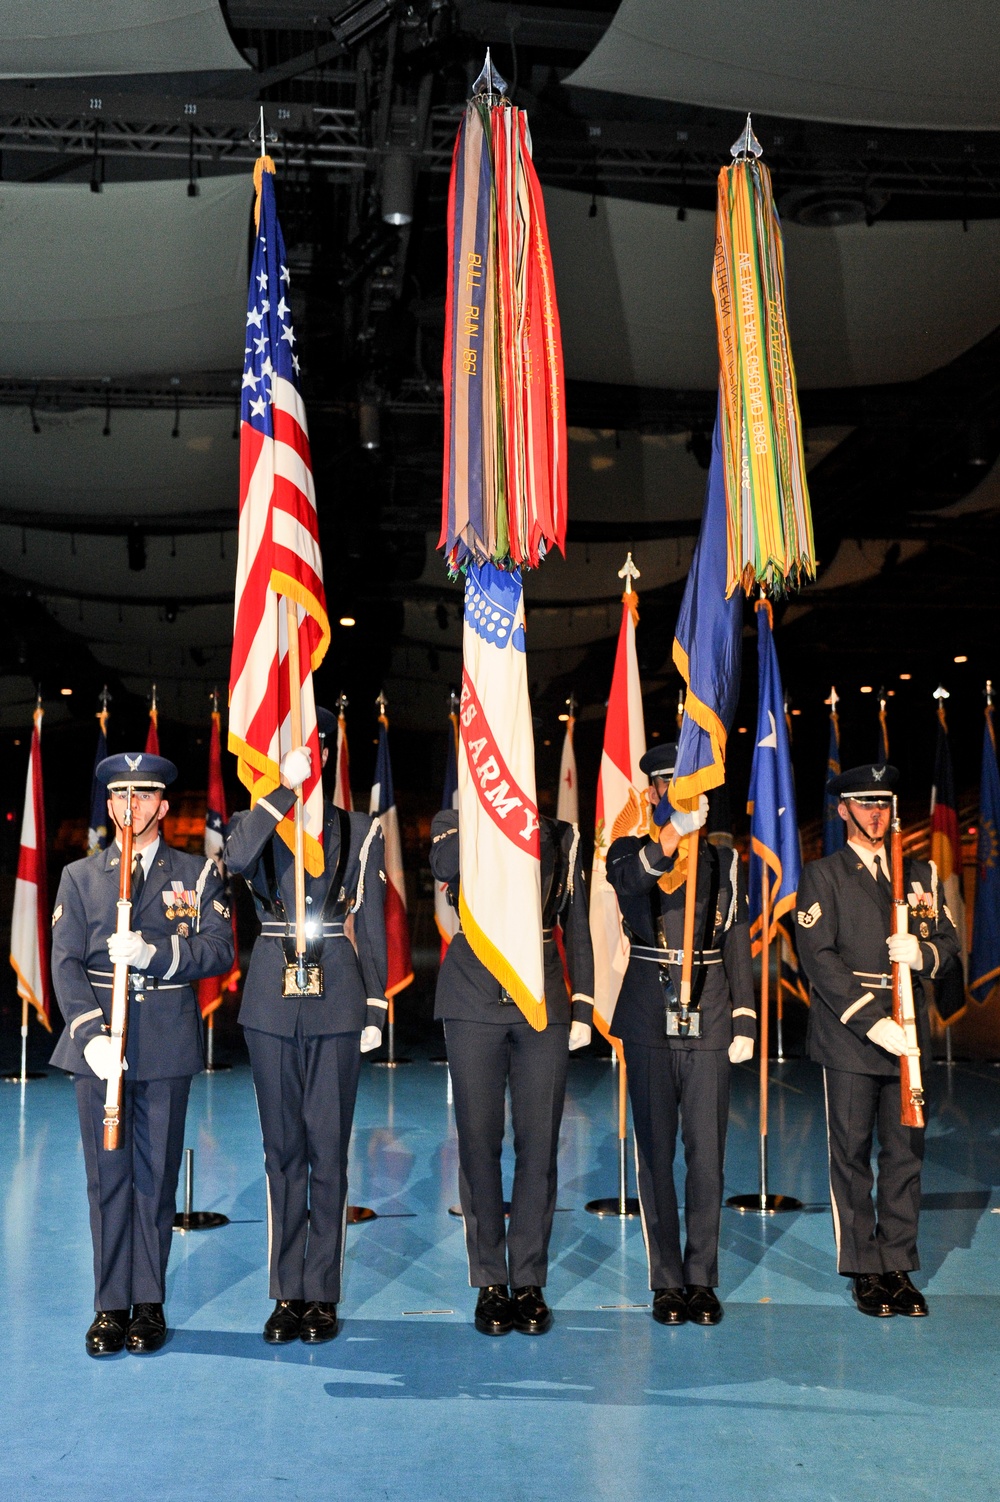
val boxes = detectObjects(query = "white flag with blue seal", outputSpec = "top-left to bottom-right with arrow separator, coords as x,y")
457,562 -> 545,1029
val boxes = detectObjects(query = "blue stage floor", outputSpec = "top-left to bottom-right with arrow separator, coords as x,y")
4,1055 -> 999,1501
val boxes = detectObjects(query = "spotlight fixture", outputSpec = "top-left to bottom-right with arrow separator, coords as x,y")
381,150 -> 414,226
358,400 -> 380,451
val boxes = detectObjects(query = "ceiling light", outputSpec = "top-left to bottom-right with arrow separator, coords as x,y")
954,654 -> 968,663
899,672 -> 912,681
381,150 -> 413,226
558,713 -> 569,722
737,726 -> 748,734
339,616 -> 356,628
60,687 -> 72,696
791,708 -> 802,716
860,686 -> 873,694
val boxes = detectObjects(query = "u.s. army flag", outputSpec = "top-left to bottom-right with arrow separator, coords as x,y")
457,562 -> 545,1028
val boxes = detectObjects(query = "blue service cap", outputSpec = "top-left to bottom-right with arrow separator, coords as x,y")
639,742 -> 678,780
316,706 -> 337,741
97,752 -> 177,789
827,763 -> 898,800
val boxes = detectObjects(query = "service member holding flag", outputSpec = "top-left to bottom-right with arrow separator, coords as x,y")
50,753 -> 233,1357
795,764 -> 959,1317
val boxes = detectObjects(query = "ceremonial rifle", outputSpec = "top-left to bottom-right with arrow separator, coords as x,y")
103,798 -> 134,1150
891,797 -> 925,1129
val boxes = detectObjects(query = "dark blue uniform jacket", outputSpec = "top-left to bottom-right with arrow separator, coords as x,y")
225,783 -> 388,1037
50,839 -> 233,1079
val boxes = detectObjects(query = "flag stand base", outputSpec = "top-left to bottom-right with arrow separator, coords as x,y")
726,1137 -> 802,1215
726,1193 -> 802,1215
347,1206 -> 377,1223
171,1149 -> 230,1233
585,1139 -> 640,1218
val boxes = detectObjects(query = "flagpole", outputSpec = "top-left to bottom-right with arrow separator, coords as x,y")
585,1039 -> 640,1217
5,697 -> 49,1085
284,595 -> 309,990
727,865 -> 801,1215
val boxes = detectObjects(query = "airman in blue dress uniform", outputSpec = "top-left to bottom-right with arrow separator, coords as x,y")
50,752 -> 234,1357
795,764 -> 960,1318
224,708 -> 388,1346
429,810 -> 594,1336
606,742 -> 756,1328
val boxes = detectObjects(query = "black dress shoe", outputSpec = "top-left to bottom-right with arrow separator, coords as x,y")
685,1286 -> 723,1325
852,1274 -> 895,1317
474,1285 -> 513,1335
651,1288 -> 688,1326
86,1309 -> 130,1357
883,1270 -> 928,1317
511,1285 -> 552,1334
300,1301 -> 338,1344
126,1303 -> 167,1354
263,1299 -> 306,1344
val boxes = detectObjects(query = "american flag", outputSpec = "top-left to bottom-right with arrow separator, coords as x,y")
229,159 -> 330,876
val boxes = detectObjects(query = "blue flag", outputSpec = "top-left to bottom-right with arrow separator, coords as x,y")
669,413 -> 743,811
822,701 -> 845,856
971,705 -> 1000,1004
747,601 -> 801,948
87,711 -> 109,856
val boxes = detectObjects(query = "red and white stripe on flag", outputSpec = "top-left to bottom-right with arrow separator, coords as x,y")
333,713 -> 353,811
228,160 -> 330,877
9,707 -> 51,1031
590,592 -> 647,1038
457,563 -> 545,1029
556,714 -> 578,824
198,709 -> 241,1021
370,719 -> 413,997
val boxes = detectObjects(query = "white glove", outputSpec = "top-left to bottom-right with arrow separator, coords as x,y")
280,745 -> 312,789
867,1016 -> 919,1058
568,1021 -> 592,1051
359,1025 -> 382,1054
670,794 -> 709,838
728,1035 -> 754,1064
107,929 -> 155,970
83,1036 -> 127,1080
887,932 -> 923,970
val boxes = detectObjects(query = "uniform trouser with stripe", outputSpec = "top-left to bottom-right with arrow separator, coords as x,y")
445,1017 -> 569,1289
622,1042 -> 730,1290
245,1025 -> 361,1303
823,1067 -> 924,1276
75,1073 -> 191,1311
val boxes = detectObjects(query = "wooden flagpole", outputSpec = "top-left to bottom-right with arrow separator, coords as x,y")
284,595 -> 308,990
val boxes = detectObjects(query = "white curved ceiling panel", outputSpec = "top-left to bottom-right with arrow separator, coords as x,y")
0,1 -> 249,78
566,0 -> 1000,131
0,406 -> 240,518
547,190 -> 1000,390
0,176 -> 252,379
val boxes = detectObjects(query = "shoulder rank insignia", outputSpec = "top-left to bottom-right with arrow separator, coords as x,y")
797,901 -> 822,928
51,904 -> 63,926
212,899 -> 231,919
163,881 -> 198,921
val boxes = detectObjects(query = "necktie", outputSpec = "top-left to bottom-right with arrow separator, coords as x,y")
131,853 -> 145,907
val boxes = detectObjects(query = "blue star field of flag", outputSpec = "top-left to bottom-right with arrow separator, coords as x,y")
241,168 -> 301,438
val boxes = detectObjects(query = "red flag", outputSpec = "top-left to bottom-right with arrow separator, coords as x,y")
333,706 -> 353,811
590,575 -> 647,1038
370,714 -> 413,997
9,705 -> 51,1031
228,157 -> 329,877
197,709 -> 241,1020
145,692 -> 160,755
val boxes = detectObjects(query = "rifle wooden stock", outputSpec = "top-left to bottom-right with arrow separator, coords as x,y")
103,811 -> 133,1150
891,815 -> 925,1129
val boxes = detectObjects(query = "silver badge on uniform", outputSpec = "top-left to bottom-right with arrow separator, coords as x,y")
798,901 -> 822,928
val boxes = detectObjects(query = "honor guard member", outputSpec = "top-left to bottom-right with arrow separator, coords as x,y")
795,764 -> 959,1318
50,753 -> 234,1357
606,743 -> 756,1328
225,708 -> 388,1346
430,810 -> 594,1336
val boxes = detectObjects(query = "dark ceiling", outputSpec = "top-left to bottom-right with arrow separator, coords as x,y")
0,0 -> 997,833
